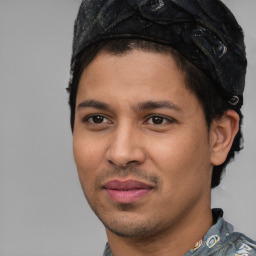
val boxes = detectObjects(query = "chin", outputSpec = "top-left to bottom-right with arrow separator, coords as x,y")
96,210 -> 162,238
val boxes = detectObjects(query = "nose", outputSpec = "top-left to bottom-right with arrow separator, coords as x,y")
106,123 -> 146,168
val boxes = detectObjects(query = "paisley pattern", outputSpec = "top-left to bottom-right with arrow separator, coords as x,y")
206,235 -> 220,248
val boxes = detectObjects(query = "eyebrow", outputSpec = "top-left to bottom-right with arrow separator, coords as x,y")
77,99 -> 182,112
133,100 -> 182,112
77,100 -> 111,111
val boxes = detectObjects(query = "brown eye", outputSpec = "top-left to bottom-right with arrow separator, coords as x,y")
146,115 -> 175,125
91,115 -> 105,124
151,116 -> 164,124
83,114 -> 109,124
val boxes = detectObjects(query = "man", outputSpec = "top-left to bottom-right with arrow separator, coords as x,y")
67,0 -> 256,255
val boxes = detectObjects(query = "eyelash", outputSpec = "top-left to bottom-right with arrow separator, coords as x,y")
82,114 -> 176,126
145,114 -> 176,125
82,114 -> 111,125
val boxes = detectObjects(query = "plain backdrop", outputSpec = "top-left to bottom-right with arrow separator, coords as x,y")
0,1 -> 255,255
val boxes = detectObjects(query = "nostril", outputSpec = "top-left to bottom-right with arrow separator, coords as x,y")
107,159 -> 139,168
108,159 -> 115,166
127,160 -> 139,165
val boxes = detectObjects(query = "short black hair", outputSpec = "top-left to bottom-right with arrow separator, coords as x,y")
67,39 -> 243,188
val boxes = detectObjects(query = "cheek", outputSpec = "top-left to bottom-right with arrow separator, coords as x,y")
147,130 -> 211,214
148,128 -> 211,185
73,134 -> 106,183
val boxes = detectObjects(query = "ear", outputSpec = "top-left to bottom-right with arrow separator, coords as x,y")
210,110 -> 239,166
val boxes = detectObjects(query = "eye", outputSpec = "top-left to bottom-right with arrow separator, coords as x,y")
146,115 -> 175,125
83,114 -> 110,124
90,115 -> 106,124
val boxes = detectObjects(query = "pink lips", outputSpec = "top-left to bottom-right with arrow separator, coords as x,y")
103,179 -> 153,204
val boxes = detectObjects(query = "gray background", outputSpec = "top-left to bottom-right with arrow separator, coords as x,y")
0,0 -> 255,255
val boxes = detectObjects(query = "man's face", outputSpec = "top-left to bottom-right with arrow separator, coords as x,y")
73,50 -> 213,238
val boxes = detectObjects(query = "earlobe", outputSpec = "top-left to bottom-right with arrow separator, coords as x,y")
210,110 -> 239,166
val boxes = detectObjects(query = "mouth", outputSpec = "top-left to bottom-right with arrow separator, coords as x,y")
103,179 -> 153,204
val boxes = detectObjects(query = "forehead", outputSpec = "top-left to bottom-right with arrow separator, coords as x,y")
76,49 -> 202,114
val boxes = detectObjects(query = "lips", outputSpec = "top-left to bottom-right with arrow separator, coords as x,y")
103,179 -> 153,204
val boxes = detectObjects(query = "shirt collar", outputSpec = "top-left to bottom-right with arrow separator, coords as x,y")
185,208 -> 234,256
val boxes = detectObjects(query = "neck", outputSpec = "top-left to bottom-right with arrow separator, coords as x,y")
106,205 -> 213,256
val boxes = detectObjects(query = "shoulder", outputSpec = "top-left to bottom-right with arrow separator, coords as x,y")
215,232 -> 256,256
206,210 -> 256,256
232,232 -> 256,255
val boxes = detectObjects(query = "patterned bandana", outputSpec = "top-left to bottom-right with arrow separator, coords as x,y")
71,0 -> 247,108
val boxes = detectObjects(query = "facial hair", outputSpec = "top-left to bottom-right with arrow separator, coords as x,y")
80,165 -> 164,238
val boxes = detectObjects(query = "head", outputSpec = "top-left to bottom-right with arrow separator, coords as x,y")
67,0 -> 246,239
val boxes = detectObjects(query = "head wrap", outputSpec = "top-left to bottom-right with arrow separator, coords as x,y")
71,0 -> 247,108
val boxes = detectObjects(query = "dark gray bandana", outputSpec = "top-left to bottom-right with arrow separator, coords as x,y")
71,0 -> 247,108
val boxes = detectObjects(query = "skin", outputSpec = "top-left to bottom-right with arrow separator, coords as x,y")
73,50 -> 239,256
